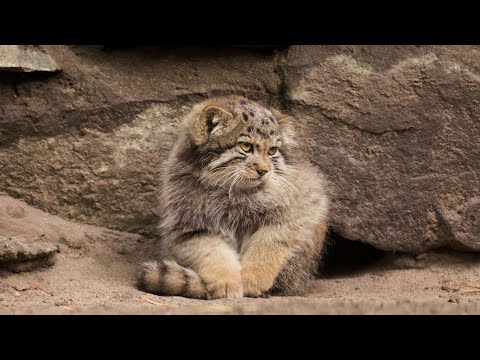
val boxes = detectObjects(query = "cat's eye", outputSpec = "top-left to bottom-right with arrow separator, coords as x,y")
268,147 -> 278,156
239,142 -> 253,152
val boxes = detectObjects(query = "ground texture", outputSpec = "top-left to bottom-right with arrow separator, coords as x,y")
2,239 -> 479,314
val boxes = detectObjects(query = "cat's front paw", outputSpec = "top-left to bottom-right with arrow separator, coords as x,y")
241,266 -> 272,298
204,277 -> 244,299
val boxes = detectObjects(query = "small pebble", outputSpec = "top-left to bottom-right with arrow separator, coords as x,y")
448,295 -> 460,303
13,282 -> 31,291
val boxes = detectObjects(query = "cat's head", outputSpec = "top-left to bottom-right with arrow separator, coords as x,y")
183,95 -> 298,192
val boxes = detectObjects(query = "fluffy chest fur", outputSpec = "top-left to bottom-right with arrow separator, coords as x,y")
160,158 -> 291,241
158,95 -> 308,245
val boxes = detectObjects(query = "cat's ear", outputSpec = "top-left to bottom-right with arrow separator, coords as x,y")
272,109 -> 297,147
191,105 -> 233,145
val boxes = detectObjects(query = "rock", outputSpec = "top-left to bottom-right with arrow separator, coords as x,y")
438,197 -> 480,251
12,281 -> 38,292
0,45 -> 59,72
448,295 -> 460,303
284,45 -> 480,253
0,195 -> 144,272
0,236 -> 57,272
0,45 -> 281,235
0,196 -> 61,271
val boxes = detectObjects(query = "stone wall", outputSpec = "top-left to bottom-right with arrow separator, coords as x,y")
1,45 -> 478,253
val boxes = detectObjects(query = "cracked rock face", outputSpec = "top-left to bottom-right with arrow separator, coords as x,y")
0,45 -> 478,253
286,45 -> 480,252
0,46 -> 281,235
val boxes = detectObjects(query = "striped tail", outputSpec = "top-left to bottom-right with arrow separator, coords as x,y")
137,259 -> 209,299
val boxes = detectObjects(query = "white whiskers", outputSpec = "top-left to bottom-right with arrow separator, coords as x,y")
270,169 -> 305,206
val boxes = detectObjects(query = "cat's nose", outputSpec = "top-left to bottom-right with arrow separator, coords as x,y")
256,169 -> 269,176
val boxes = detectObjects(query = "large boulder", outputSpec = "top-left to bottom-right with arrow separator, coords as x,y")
0,45 -> 281,235
285,45 -> 480,253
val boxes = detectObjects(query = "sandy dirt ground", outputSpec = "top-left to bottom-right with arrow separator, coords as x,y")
1,195 -> 479,315
1,239 -> 480,314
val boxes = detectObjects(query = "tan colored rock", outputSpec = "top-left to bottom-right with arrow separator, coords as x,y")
0,236 -> 57,272
0,45 -> 59,72
285,45 -> 480,252
0,195 -> 143,272
0,45 -> 281,235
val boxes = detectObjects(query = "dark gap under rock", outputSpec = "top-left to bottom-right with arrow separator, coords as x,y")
320,230 -> 386,278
